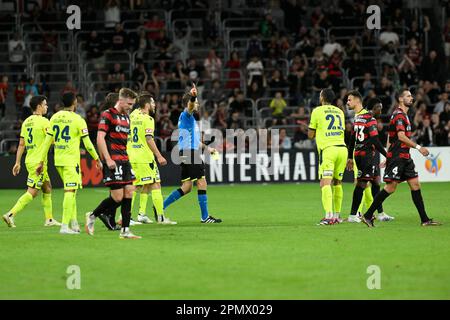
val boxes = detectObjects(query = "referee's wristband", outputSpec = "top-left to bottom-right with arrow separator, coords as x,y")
415,144 -> 422,150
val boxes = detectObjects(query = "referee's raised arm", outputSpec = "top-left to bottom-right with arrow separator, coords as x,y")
187,83 -> 198,114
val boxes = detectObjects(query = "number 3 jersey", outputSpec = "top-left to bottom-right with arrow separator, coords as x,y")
98,107 -> 130,162
351,109 -> 379,157
20,115 -> 50,165
127,108 -> 155,164
47,110 -> 90,166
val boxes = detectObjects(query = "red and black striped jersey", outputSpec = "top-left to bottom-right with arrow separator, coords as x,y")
351,109 -> 379,157
387,107 -> 412,159
98,107 -> 130,162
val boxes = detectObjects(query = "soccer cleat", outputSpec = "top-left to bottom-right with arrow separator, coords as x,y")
156,215 -> 177,225
361,215 -> 375,228
60,227 -> 80,235
347,215 -> 362,223
201,216 -> 222,224
421,219 -> 442,227
44,219 -> 62,227
85,212 -> 95,236
318,218 -> 335,226
130,218 -> 142,226
119,231 -> 142,239
2,213 -> 16,228
137,213 -> 154,224
99,213 -> 116,230
70,220 -> 81,233
377,212 -> 395,222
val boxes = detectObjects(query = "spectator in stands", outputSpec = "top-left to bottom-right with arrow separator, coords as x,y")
104,0 -> 121,30
266,35 -> 282,65
199,109 -> 212,135
37,76 -> 50,100
135,28 -> 149,61
247,34 -> 264,60
311,6 -> 327,29
375,77 -> 394,109
293,122 -> 311,149
168,60 -> 188,90
361,72 -> 375,97
322,34 -> 343,58
311,47 -> 326,71
311,67 -> 331,107
290,105 -> 309,123
14,78 -> 26,117
405,38 -> 422,68
379,41 -> 399,67
434,91 -> 449,115
168,94 -> 183,125
111,23 -> 128,51
202,11 -> 219,46
288,54 -> 309,104
443,18 -> 450,59
260,13 -> 277,38
60,80 -> 78,96
204,80 -> 226,106
279,128 -> 292,149
415,116 -> 434,146
246,55 -> 264,88
154,29 -> 173,60
346,37 -> 361,57
86,31 -> 105,73
440,102 -> 450,126
132,62 -> 148,90
270,91 -> 287,126
8,33 -> 26,81
158,113 -> 175,140
327,50 -> 343,91
229,91 -> 252,118
225,51 -> 242,89
75,94 -> 87,119
248,81 -> 266,102
407,18 -> 430,43
268,69 -> 288,93
345,52 -> 365,81
145,14 -> 165,41
421,50 -> 443,85
227,111 -> 244,130
398,54 -> 418,87
379,24 -> 399,47
204,49 -> 223,81
0,76 -> 8,119
41,29 -> 58,53
213,102 -> 228,132
86,105 -> 100,144
107,63 -> 126,91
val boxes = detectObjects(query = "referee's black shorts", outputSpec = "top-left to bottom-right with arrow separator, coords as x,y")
179,149 -> 206,182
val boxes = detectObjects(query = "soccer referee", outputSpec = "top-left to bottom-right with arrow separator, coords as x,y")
163,83 -> 222,223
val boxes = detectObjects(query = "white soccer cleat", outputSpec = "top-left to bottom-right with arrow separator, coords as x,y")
85,212 -> 95,235
119,230 -> 142,239
60,226 -> 80,235
347,215 -> 362,223
2,213 -> 16,228
377,212 -> 395,222
129,218 -> 142,226
156,215 -> 177,225
137,213 -> 153,224
44,218 -> 62,227
70,220 -> 80,233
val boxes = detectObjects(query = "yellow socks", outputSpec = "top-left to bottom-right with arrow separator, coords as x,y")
363,185 -> 373,211
151,189 -> 164,216
71,191 -> 78,225
10,192 -> 34,216
139,193 -> 148,215
333,184 -> 343,216
42,193 -> 53,220
131,191 -> 137,214
321,185 -> 333,218
62,191 -> 75,225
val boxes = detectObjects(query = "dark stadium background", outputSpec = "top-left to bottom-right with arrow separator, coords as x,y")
0,0 -> 449,187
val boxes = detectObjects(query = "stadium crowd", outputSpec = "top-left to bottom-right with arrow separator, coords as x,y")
1,0 -> 450,155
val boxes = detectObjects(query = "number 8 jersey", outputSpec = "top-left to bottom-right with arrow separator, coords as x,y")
308,104 -> 346,151
127,108 -> 155,164
47,110 -> 90,166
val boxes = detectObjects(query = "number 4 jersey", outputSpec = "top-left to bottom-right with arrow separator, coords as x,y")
47,110 -> 90,166
20,115 -> 50,165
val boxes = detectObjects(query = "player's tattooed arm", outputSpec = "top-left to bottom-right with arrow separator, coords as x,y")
12,138 -> 25,176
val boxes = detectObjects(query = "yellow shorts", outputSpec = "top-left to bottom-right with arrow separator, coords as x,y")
131,161 -> 161,186
26,163 -> 50,190
56,165 -> 82,190
318,146 -> 348,180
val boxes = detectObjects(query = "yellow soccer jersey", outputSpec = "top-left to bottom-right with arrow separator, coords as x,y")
309,104 -> 346,151
127,109 -> 155,164
20,115 -> 50,165
47,110 -> 89,166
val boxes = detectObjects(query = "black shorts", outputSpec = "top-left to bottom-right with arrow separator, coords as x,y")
102,161 -> 135,189
383,157 -> 418,182
180,150 -> 206,182
355,154 -> 380,181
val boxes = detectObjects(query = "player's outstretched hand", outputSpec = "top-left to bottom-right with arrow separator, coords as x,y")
106,158 -> 117,170
36,162 -> 44,175
419,146 -> 430,157
95,159 -> 103,171
12,163 -> 21,176
157,155 -> 167,166
346,159 -> 354,171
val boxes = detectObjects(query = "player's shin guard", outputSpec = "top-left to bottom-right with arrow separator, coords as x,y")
139,192 -> 148,215
163,188 -> 185,209
321,185 -> 333,218
364,189 -> 390,220
197,190 -> 209,221
332,184 -> 343,217
411,189 -> 430,223
351,185 -> 365,215
42,193 -> 53,220
121,198 -> 132,229
10,192 -> 34,216
371,183 -> 383,213
151,189 -> 164,216
363,186 -> 373,212
62,191 -> 76,225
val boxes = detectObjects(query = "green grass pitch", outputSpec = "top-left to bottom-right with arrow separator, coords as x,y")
0,182 -> 449,300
